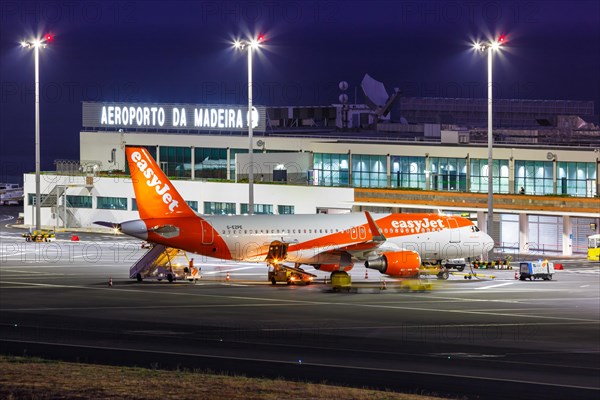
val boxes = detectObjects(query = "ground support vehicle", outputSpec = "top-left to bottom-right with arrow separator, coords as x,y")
588,234 -> 600,261
268,264 -> 315,285
330,271 -> 352,291
22,230 -> 55,242
519,261 -> 555,281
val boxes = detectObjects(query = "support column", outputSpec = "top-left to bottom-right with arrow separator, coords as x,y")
190,146 -> 195,180
386,154 -> 391,188
562,215 -> 572,256
347,150 -> 352,187
477,211 -> 486,231
465,153 -> 470,192
425,154 -> 431,190
508,156 -> 515,194
227,147 -> 231,181
519,213 -> 529,254
553,157 -> 557,195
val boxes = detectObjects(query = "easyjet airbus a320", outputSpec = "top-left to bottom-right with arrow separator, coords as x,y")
98,147 -> 494,281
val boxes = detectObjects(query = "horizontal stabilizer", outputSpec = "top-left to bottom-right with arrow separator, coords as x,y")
93,221 -> 121,230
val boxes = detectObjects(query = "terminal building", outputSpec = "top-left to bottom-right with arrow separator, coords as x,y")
24,96 -> 600,258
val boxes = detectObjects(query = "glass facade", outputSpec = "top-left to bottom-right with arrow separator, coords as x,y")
66,195 -> 92,208
278,205 -> 295,214
430,157 -> 467,191
204,201 -> 236,215
352,154 -> 387,188
27,193 -> 49,205
195,147 -> 227,179
313,153 -> 349,187
159,146 -> 191,178
241,203 -> 274,214
557,162 -> 597,197
391,156 -> 426,189
117,145 -> 598,200
97,196 -> 127,210
470,159 -> 509,193
515,160 -> 553,195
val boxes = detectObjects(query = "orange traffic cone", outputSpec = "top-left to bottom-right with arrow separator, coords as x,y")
108,277 -> 113,287
365,269 -> 369,280
226,272 -> 230,282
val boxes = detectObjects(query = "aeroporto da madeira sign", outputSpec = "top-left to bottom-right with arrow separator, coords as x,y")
82,102 -> 265,132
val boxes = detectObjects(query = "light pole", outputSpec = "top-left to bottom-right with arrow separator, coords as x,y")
234,35 -> 264,215
21,34 -> 52,230
473,35 -> 505,259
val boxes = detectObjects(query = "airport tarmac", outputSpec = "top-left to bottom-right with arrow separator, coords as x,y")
1,209 -> 599,399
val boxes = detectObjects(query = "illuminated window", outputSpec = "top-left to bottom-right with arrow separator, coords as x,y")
313,153 -> 349,187
391,156 -> 426,189
470,159 -> 509,194
557,161 -> 597,197
429,157 -> 467,191
352,154 -> 387,188
514,160 -> 553,195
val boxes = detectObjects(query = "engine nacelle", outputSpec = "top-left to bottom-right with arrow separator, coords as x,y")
313,263 -> 353,272
364,251 -> 421,277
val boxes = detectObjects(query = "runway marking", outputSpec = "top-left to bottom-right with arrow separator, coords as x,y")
1,338 -> 598,392
0,280 -> 598,323
475,282 -> 516,290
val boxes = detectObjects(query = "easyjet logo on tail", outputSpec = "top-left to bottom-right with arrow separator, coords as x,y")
131,150 -> 179,212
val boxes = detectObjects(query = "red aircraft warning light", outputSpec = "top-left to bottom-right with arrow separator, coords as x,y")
45,34 -> 54,43
498,34 -> 506,45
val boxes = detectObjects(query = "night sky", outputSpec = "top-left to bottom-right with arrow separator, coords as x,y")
1,0 -> 599,181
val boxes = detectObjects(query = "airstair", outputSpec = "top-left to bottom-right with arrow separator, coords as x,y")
130,244 -> 194,283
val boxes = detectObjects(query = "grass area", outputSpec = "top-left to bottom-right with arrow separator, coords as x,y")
0,355 -> 447,400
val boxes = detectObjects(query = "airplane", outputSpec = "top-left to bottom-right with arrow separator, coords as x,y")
96,147 -> 494,283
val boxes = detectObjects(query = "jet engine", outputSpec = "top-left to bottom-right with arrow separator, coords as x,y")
364,250 -> 421,277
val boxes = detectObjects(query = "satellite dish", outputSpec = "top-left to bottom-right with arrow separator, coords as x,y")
339,81 -> 348,91
546,152 -> 555,160
338,94 -> 348,104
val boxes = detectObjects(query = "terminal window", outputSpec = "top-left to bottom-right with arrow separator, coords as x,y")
66,195 -> 92,208
97,196 -> 127,210
241,203 -> 273,215
204,202 -> 236,215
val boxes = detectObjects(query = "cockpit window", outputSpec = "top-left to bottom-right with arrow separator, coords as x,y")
471,226 -> 480,232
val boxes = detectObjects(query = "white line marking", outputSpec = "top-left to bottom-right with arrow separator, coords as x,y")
475,282 -> 516,290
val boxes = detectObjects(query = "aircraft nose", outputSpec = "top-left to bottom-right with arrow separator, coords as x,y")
483,232 -> 495,250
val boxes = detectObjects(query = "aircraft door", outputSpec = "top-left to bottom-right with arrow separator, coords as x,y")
447,218 -> 461,243
201,220 -> 214,245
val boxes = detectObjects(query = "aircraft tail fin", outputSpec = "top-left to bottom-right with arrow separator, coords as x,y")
125,147 -> 196,220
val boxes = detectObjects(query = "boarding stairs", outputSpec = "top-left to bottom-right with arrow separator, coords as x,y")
130,244 -> 190,282
38,185 -> 81,228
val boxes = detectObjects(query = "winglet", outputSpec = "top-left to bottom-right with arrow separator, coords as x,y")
364,211 -> 386,243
